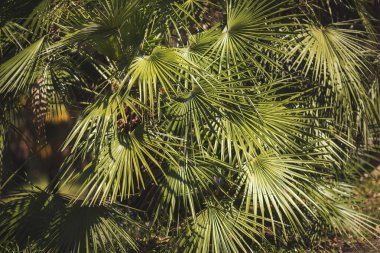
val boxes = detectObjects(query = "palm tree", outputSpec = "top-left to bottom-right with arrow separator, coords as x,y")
0,0 -> 379,252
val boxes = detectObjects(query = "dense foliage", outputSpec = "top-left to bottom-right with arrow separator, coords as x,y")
0,0 -> 380,252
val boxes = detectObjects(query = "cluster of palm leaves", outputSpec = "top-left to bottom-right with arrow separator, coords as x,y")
0,0 -> 379,252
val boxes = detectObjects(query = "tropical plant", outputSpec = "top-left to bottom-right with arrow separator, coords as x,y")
0,0 -> 379,252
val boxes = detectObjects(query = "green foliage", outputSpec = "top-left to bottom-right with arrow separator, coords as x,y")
0,0 -> 379,252
0,187 -> 139,252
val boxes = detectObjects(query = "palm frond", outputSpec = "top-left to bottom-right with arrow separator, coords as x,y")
176,205 -> 265,253
0,0 -> 379,252
146,155 -> 228,227
289,22 -> 380,138
207,0 -> 293,74
0,22 -> 29,57
0,36 -> 46,94
62,125 -> 179,205
314,183 -> 380,240
0,187 -> 140,252
63,93 -> 142,156
234,152 -> 325,238
290,24 -> 375,88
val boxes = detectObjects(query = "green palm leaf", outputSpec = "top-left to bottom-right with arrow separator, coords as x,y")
0,36 -> 46,94
0,187 -> 139,252
146,155 -> 228,227
207,0 -> 293,74
177,204 -> 265,253
0,0 -> 379,252
63,125 -> 179,205
62,93 -> 142,155
234,152 -> 324,237
290,24 -> 375,89
0,21 -> 29,56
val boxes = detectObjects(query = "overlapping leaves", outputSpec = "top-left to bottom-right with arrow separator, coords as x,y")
0,187 -> 139,253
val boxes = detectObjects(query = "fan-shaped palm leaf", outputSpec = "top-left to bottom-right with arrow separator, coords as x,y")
290,24 -> 375,89
63,93 -> 142,156
207,0 -> 293,74
234,152 -> 325,237
63,125 -> 179,205
176,204 -> 265,253
0,36 -> 46,94
0,187 -> 139,252
146,155 -> 228,227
